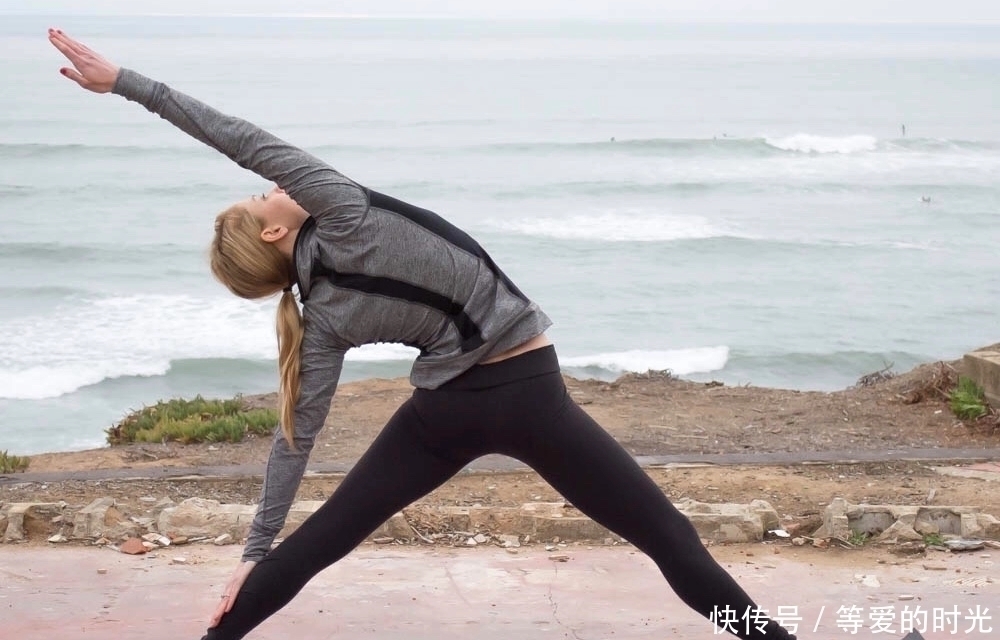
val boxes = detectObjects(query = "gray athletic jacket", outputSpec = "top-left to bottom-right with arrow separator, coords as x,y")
113,69 -> 552,561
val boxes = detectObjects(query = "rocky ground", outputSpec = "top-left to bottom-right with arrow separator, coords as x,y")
3,358 -> 999,551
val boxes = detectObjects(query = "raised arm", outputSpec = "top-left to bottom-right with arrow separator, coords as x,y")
47,28 -> 367,230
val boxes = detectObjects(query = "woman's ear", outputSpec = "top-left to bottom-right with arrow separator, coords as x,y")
260,225 -> 289,244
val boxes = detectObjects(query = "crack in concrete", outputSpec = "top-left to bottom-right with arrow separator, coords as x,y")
545,564 -> 584,640
443,564 -> 473,609
0,568 -> 32,582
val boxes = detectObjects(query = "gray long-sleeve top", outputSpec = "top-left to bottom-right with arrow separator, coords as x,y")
112,69 -> 552,561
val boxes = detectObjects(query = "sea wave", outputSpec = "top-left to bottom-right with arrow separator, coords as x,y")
0,294 -> 278,400
4,135 -> 996,162
0,305 -> 733,398
688,348 -> 933,391
487,179 -> 1000,200
467,135 -> 1000,157
0,322 -> 422,401
489,211 -> 728,242
346,343 -> 421,362
491,180 -> 720,199
0,181 -> 235,200
716,234 -> 945,253
486,212 -> 947,247
0,142 -> 200,159
0,241 -> 202,263
727,349 -> 931,371
0,284 -> 86,299
0,360 -> 172,401
560,346 -> 730,377
763,134 -> 878,154
8,175 -> 997,208
0,242 -> 101,262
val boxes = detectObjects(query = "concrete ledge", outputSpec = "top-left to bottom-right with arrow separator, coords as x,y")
964,347 -> 1000,405
814,497 -> 1000,544
157,497 -> 256,540
10,495 -> 998,551
933,462 -> 1000,482
0,498 -> 779,548
2,502 -> 66,543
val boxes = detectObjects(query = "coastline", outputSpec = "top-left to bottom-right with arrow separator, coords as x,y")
2,358 -> 999,559
11,357 -> 1000,473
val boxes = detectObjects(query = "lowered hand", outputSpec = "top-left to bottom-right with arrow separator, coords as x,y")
209,560 -> 257,627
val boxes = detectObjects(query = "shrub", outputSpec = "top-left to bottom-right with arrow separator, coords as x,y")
106,396 -> 278,445
846,530 -> 870,547
923,532 -> 945,547
0,450 -> 30,473
950,377 -> 989,421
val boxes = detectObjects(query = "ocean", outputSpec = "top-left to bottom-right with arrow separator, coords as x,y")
1,15 -> 998,455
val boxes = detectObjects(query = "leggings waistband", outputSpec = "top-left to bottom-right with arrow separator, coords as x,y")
439,345 -> 560,391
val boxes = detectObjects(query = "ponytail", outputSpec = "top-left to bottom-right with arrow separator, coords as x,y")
276,288 -> 304,447
211,204 -> 304,448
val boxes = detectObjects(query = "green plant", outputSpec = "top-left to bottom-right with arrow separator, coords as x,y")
846,530 -> 870,547
106,396 -> 278,445
0,450 -> 30,473
950,376 -> 989,420
922,532 -> 945,547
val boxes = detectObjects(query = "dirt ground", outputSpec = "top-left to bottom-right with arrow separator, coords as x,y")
5,357 -> 999,533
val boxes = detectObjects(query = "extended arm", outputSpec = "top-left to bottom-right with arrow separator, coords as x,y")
47,28 -> 367,231
244,329 -> 347,561
205,328 -> 345,625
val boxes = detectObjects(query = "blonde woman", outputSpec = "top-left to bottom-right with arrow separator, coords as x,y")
49,28 -> 797,640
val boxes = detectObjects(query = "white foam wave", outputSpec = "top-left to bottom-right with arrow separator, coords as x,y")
0,361 -> 171,401
0,294 -> 278,400
560,346 -> 729,376
764,134 -> 878,154
492,211 -> 725,242
345,343 -> 420,362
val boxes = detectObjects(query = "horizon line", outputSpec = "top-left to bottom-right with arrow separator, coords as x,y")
5,12 -> 1000,25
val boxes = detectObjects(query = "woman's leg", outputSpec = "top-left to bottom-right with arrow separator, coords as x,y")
203,398 -> 473,640
497,377 -> 796,640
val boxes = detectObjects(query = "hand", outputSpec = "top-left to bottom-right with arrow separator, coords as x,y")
209,560 -> 257,628
47,28 -> 120,93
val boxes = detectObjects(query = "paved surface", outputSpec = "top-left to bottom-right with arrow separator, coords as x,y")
1,544 -> 997,639
3,448 -> 998,485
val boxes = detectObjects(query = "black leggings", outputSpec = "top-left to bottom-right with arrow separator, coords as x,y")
204,346 -> 794,640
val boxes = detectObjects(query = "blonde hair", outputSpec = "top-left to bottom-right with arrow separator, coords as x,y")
211,204 -> 303,448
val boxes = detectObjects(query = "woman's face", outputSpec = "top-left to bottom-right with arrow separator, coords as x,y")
240,185 -> 307,229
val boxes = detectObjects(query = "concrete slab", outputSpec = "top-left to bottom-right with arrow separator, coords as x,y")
934,463 -> 1000,482
964,349 -> 1000,406
1,545 -> 998,639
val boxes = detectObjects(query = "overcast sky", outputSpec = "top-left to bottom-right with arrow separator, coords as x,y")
2,0 -> 998,23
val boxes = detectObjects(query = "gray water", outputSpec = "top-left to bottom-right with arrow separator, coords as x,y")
1,16 -> 998,454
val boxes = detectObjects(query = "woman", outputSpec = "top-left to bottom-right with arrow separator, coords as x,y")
48,28 -> 797,640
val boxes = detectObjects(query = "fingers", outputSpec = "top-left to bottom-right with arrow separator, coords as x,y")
48,28 -> 87,56
47,28 -> 75,53
208,562 -> 251,627
47,31 -> 76,60
48,28 -> 97,66
207,560 -> 256,627
209,592 -> 235,627
48,30 -> 88,75
208,600 -> 227,628
47,28 -> 119,94
60,67 -> 85,86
